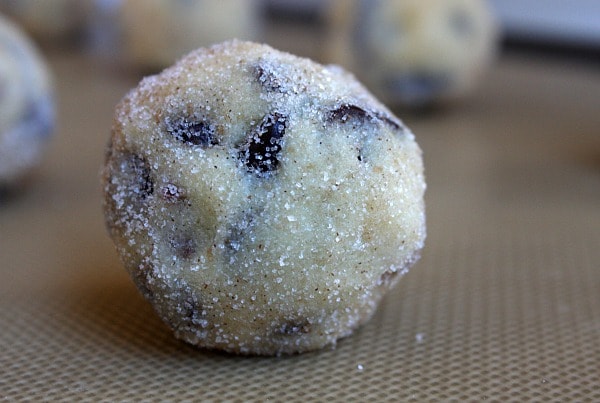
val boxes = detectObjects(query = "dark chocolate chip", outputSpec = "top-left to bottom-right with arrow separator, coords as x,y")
275,320 -> 311,336
173,293 -> 208,332
128,154 -> 154,199
328,104 -> 372,125
104,153 -> 153,231
254,63 -> 284,93
240,112 -> 287,175
329,104 -> 402,162
170,235 -> 196,259
182,295 -> 203,321
328,103 -> 404,132
165,116 -> 217,147
374,112 -> 403,132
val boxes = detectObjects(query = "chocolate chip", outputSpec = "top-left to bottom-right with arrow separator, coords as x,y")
128,154 -> 154,199
240,112 -> 287,175
165,116 -> 217,147
254,63 -> 285,93
374,112 -> 403,132
170,235 -> 196,259
174,293 -> 208,331
182,295 -> 202,321
328,104 -> 371,126
328,103 -> 404,132
275,320 -> 311,335
104,152 -> 154,232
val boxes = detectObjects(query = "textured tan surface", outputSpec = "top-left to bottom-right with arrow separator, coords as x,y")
1,48 -> 599,401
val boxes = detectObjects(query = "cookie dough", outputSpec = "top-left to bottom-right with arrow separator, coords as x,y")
102,40 -> 426,355
327,0 -> 498,107
0,15 -> 54,188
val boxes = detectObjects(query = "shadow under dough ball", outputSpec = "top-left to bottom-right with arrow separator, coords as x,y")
102,40 -> 426,355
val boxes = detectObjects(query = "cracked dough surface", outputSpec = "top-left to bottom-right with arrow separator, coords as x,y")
102,40 -> 426,355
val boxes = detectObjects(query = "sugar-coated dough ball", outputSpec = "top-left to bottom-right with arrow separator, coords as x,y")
102,41 -> 426,355
94,0 -> 259,70
0,15 -> 54,187
327,0 -> 498,107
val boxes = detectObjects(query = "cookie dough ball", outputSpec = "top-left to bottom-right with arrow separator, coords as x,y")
327,0 -> 498,107
102,40 -> 426,355
0,15 -> 54,188
89,0 -> 260,71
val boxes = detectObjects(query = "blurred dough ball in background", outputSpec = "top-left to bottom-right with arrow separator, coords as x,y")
0,14 -> 55,189
0,0 -> 86,45
87,0 -> 260,72
326,0 -> 499,108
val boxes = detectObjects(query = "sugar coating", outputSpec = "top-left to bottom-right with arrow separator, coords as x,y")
102,40 -> 426,355
0,15 -> 54,187
327,0 -> 498,107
